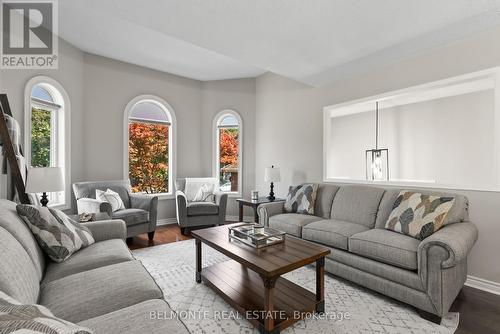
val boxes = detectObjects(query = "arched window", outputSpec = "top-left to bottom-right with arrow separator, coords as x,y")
214,110 -> 242,194
124,95 -> 175,195
25,76 -> 70,208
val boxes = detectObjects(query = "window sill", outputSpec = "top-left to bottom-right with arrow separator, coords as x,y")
131,192 -> 175,200
220,191 -> 242,198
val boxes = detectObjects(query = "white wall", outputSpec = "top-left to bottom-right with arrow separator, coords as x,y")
0,39 -> 86,202
82,53 -> 204,220
255,25 -> 500,285
327,90 -> 495,188
0,43 -> 256,221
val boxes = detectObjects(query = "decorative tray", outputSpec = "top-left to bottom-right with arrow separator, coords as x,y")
228,223 -> 286,249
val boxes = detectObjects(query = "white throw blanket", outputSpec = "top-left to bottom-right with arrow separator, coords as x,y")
184,178 -> 218,202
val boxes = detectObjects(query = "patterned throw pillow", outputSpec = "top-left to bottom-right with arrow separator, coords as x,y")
96,189 -> 125,212
284,183 -> 319,215
385,191 -> 456,240
0,291 -> 92,333
192,183 -> 215,202
16,205 -> 95,263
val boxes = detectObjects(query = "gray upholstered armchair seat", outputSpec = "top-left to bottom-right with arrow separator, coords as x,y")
187,202 -> 219,216
73,180 -> 158,240
175,178 -> 228,234
112,208 -> 149,226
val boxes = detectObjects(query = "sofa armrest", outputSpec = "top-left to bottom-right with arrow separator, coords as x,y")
130,193 -> 158,232
418,221 -> 478,269
77,198 -> 112,216
175,190 -> 188,226
258,201 -> 285,226
215,192 -> 228,223
80,219 -> 127,242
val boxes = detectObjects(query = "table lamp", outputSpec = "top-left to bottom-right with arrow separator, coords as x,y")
25,167 -> 64,206
264,165 -> 280,201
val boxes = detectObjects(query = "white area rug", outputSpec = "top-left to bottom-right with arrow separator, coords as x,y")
133,239 -> 459,334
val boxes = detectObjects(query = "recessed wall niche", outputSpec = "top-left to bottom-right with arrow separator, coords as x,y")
323,68 -> 500,191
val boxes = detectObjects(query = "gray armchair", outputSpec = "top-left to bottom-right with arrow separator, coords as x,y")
175,178 -> 228,235
72,180 -> 158,240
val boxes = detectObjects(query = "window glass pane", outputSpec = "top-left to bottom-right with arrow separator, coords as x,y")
219,115 -> 238,127
129,121 -> 169,193
219,127 -> 239,191
30,107 -> 52,167
130,101 -> 169,123
31,85 -> 54,102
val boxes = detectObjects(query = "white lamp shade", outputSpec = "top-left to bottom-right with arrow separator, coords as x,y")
264,167 -> 281,182
26,167 -> 64,193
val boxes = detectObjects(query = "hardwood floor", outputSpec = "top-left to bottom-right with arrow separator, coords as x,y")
128,224 -> 500,333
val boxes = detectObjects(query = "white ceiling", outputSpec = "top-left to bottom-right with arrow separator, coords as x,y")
59,0 -> 500,86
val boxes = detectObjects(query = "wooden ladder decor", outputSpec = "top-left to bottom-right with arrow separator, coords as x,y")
0,94 -> 30,204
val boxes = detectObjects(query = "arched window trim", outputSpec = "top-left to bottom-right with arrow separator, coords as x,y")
212,109 -> 243,197
24,76 -> 71,210
123,94 -> 176,199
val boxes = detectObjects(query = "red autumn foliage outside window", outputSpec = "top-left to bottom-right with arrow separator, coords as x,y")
128,122 -> 169,193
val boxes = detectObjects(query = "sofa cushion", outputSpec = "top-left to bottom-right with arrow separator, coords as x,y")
187,202 -> 218,216
0,291 -> 92,334
269,213 -> 322,237
78,299 -> 189,334
112,208 -> 149,226
314,184 -> 340,219
385,191 -> 456,240
0,226 -> 40,304
284,183 -> 319,215
375,189 -> 469,229
349,229 -> 420,270
302,219 -> 369,250
43,239 -> 133,284
0,199 -> 45,279
40,261 -> 163,323
330,185 -> 385,228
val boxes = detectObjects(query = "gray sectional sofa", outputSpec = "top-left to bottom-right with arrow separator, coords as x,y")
259,184 -> 478,320
0,199 -> 187,333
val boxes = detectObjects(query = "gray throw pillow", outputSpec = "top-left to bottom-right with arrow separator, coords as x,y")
0,291 -> 93,333
16,205 -> 95,263
284,183 -> 319,215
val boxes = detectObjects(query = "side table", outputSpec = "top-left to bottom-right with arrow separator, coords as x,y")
236,197 -> 285,223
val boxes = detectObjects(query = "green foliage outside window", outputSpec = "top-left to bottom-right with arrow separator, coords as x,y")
31,107 -> 52,167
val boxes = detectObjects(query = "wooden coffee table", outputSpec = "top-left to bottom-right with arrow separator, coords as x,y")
192,224 -> 331,334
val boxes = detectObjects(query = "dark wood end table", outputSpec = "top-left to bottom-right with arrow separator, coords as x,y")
236,197 -> 285,223
192,224 -> 330,334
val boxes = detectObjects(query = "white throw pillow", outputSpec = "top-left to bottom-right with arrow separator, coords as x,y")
184,178 -> 218,201
96,189 -> 125,212
193,183 -> 215,202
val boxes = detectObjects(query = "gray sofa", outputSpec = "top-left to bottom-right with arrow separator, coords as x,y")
0,199 -> 187,334
73,180 -> 158,240
259,183 -> 478,321
175,178 -> 228,235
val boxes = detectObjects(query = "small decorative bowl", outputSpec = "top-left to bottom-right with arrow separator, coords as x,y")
252,225 -> 265,235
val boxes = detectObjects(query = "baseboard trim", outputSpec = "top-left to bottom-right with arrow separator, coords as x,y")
157,218 -> 177,226
465,275 -> 500,295
226,215 -> 254,223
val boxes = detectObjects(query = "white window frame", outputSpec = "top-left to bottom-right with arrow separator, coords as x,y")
123,95 -> 176,199
24,76 -> 71,209
323,66 -> 500,192
213,110 -> 243,197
